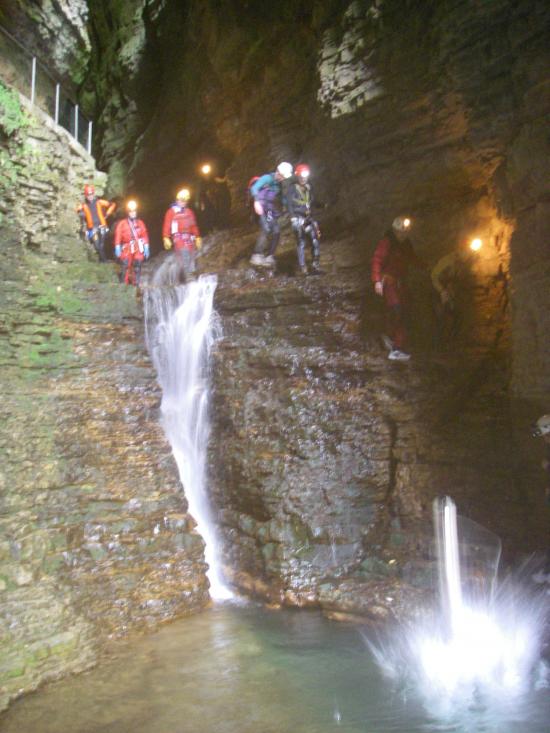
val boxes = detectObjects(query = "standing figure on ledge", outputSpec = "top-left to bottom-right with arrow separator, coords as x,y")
287,163 -> 321,275
76,183 -> 116,263
431,237 -> 482,345
371,215 -> 425,362
114,199 -> 150,286
162,188 -> 202,282
249,161 -> 293,268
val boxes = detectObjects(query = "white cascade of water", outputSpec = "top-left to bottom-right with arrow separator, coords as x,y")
368,495 -> 549,724
434,496 -> 464,635
144,270 -> 232,600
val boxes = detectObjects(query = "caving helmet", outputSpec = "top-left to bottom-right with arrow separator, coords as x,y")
176,188 -> 191,203
84,184 -> 95,197
295,164 -> 310,182
392,215 -> 412,232
126,199 -> 138,218
532,414 -> 550,437
276,162 -> 293,179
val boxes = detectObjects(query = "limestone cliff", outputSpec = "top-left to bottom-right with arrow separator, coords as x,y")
0,0 -> 549,710
0,87 -> 209,711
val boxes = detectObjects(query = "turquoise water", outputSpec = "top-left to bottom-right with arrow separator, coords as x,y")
1,602 -> 548,733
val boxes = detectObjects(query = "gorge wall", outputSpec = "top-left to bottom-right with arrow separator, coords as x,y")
3,1 -> 549,400
0,90 -> 209,711
0,0 -> 549,710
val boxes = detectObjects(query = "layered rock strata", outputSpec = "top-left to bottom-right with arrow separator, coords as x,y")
203,228 -> 548,620
0,88 -> 209,712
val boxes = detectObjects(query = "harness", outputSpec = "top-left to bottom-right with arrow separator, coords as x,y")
292,183 -> 311,213
82,199 -> 109,229
127,217 -> 144,254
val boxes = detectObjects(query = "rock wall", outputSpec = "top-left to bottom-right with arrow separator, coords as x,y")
203,226 -> 548,620
0,0 -> 90,86
3,1 -> 549,403
0,0 -> 549,702
0,88 -> 209,711
66,0 -> 547,408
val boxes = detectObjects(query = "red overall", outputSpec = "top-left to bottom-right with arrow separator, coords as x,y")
162,204 -> 200,250
371,234 -> 423,349
114,217 -> 149,285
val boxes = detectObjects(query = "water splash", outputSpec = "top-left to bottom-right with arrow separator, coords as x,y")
144,264 -> 232,600
368,496 -> 549,726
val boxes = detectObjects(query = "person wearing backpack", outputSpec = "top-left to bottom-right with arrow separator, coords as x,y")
76,183 -> 116,262
249,162 -> 293,268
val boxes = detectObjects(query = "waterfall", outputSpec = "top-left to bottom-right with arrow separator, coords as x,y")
434,496 -> 463,635
144,266 -> 232,600
368,496 -> 548,722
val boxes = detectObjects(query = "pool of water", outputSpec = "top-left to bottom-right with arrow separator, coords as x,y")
1,602 -> 548,733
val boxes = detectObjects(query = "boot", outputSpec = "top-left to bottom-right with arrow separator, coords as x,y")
250,253 -> 266,266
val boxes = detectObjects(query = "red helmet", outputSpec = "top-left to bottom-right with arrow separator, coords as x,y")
83,184 -> 95,197
295,164 -> 310,180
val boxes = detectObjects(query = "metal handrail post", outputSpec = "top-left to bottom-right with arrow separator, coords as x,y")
87,121 -> 92,155
30,56 -> 36,105
54,83 -> 60,124
74,104 -> 79,142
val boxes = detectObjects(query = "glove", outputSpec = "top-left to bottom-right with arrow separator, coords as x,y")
163,236 -> 172,251
195,236 -> 202,251
254,200 -> 264,217
114,244 -> 121,258
374,281 -> 384,296
144,244 -> 150,259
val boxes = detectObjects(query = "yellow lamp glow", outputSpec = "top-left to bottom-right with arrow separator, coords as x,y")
469,237 -> 482,252
200,163 -> 212,176
403,217 -> 411,229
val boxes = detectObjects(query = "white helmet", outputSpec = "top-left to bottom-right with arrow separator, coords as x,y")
392,216 -> 412,232
276,161 -> 293,179
532,414 -> 550,437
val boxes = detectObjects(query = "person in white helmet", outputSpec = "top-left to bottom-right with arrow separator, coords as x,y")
249,161 -> 293,268
532,414 -> 550,505
371,215 -> 425,361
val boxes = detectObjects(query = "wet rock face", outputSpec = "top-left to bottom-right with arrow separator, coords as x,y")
0,229 -> 210,711
0,102 -> 209,711
1,0 -> 90,85
4,1 -> 550,399
1,0 -> 549,681
204,230 -> 548,616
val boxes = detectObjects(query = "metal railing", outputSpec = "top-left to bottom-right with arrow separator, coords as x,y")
0,23 -> 92,153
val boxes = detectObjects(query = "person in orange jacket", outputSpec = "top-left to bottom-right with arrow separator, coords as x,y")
113,199 -> 150,286
162,187 -> 202,281
76,183 -> 116,262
